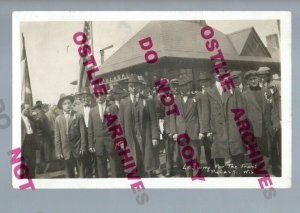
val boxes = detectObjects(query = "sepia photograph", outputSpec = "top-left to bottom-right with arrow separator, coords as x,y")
12,11 -> 291,189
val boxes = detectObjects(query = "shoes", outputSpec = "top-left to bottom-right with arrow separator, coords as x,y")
165,171 -> 172,177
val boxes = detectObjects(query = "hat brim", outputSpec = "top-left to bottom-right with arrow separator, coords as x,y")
80,91 -> 93,96
32,103 -> 43,110
57,95 -> 74,109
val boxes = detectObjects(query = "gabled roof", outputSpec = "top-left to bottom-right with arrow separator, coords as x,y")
228,27 -> 272,57
228,27 -> 253,55
100,21 -> 279,75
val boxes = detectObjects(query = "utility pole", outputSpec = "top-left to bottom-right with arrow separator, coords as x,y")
100,45 -> 114,64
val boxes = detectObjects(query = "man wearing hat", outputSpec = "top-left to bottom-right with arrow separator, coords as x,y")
195,71 -> 214,170
32,101 -> 51,174
75,87 -> 96,178
242,70 -> 272,168
105,84 -> 126,177
257,67 -> 281,176
231,70 -> 244,93
161,78 -> 182,177
73,92 -> 83,112
54,94 -> 86,178
170,75 -> 201,177
110,84 -> 126,111
257,66 -> 272,88
88,88 -> 121,178
201,67 -> 245,176
118,74 -> 160,177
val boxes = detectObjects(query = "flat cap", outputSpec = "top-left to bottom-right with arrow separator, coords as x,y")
230,70 -> 242,79
244,70 -> 258,80
257,67 -> 271,75
170,78 -> 179,84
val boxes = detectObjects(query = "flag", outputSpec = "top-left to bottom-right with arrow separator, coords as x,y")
21,33 -> 33,106
78,21 -> 94,90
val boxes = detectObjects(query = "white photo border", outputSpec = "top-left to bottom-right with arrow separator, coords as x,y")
12,11 -> 291,189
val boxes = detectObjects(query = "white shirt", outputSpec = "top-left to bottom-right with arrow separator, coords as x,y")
83,106 -> 90,127
183,96 -> 188,103
21,115 -> 33,134
215,81 -> 223,95
130,93 -> 140,104
98,103 -> 106,120
239,84 -> 243,92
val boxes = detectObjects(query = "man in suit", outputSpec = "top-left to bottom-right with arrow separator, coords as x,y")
21,104 -> 37,178
202,66 -> 245,177
170,76 -> 201,177
54,94 -> 86,178
242,71 -> 271,158
231,70 -> 245,93
88,92 -> 120,178
118,74 -> 160,177
32,101 -> 51,174
257,67 -> 281,172
76,87 -> 96,178
195,71 -> 215,170
109,84 -> 126,112
163,78 -> 184,177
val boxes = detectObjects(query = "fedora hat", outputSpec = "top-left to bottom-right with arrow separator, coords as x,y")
57,94 -> 74,109
32,101 -> 43,110
79,87 -> 92,96
111,84 -> 124,94
127,74 -> 143,84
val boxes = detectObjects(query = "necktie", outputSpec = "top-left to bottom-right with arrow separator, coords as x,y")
66,113 -> 70,134
133,95 -> 137,106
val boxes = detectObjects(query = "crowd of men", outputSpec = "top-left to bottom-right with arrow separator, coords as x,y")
21,65 -> 281,179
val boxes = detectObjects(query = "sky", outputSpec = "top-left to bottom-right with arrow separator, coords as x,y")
21,20 -> 279,104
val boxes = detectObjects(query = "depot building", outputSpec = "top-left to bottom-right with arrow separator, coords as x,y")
93,21 -> 280,90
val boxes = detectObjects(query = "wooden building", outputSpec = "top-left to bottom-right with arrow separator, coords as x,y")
93,21 -> 280,90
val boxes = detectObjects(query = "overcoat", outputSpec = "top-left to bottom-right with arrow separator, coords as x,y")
242,88 -> 272,156
118,96 -> 160,172
35,111 -> 52,161
202,85 -> 245,158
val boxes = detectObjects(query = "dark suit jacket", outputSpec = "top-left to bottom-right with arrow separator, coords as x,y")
88,103 -> 118,156
35,111 -> 51,138
119,96 -> 160,172
54,110 -> 86,160
172,95 -> 199,140
195,91 -> 209,134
